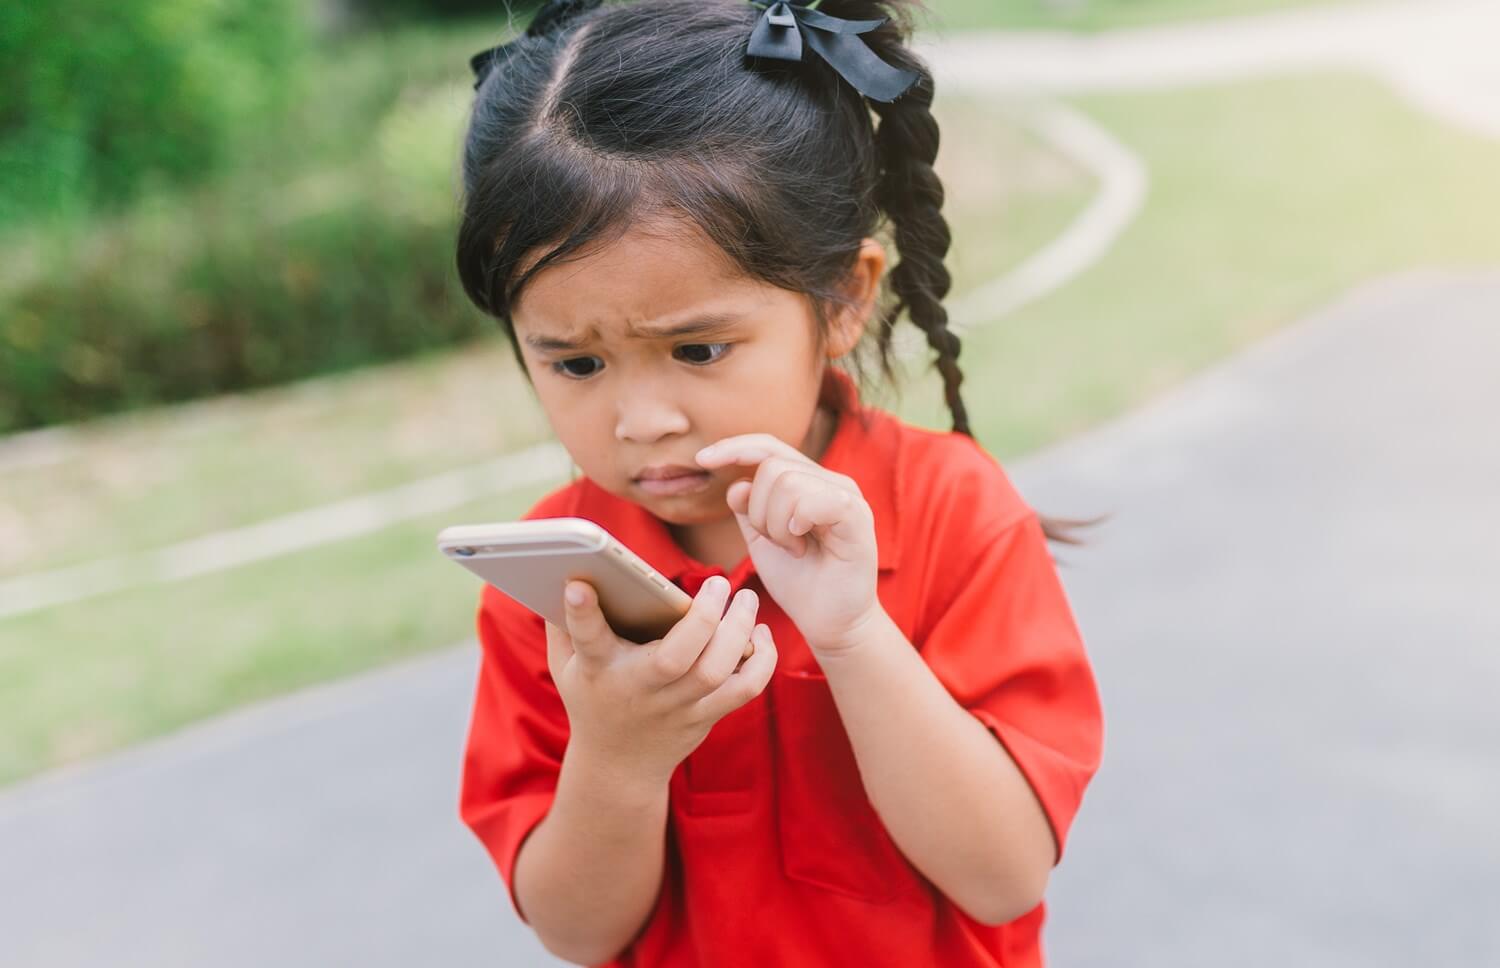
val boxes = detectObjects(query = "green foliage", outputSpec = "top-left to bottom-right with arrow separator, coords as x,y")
0,76 -> 488,431
0,21 -> 507,433
0,183 -> 488,431
0,0 -> 309,226
342,0 -> 542,28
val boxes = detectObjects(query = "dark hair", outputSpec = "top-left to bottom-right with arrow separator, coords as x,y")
455,0 -> 1094,544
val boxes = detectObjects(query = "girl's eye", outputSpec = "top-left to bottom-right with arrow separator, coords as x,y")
553,356 -> 603,379
674,343 -> 731,365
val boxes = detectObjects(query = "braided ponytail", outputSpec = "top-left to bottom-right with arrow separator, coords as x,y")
862,29 -> 1096,545
867,71 -> 969,436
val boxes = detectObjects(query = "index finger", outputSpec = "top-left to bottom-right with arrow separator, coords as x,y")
695,433 -> 813,470
645,576 -> 731,686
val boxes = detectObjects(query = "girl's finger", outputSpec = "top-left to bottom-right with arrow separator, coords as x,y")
647,575 -> 731,687
789,485 -> 862,538
746,457 -> 800,543
699,623 -> 778,722
727,500 -> 764,555
695,433 -> 812,471
726,478 -> 753,516
561,581 -> 614,663
672,587 -> 759,699
763,469 -> 821,557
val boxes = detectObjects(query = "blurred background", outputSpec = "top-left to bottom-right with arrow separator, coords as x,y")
2,0 -> 1497,965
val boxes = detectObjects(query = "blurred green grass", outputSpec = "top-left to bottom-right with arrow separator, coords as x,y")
0,486 -> 553,786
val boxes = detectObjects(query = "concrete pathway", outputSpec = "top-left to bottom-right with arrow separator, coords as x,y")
3,269 -> 1496,965
920,0 -> 1500,139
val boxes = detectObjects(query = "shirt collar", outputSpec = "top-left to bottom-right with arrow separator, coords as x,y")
571,366 -> 903,590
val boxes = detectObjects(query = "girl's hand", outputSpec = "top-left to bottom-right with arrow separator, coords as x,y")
544,576 -> 778,788
696,433 -> 882,658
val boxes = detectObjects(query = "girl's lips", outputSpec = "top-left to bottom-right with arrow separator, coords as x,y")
627,471 -> 708,495
636,463 -> 702,480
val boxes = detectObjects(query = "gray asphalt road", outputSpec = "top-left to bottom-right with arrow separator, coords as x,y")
2,270 -> 1496,966
1035,270 -> 1500,967
0,647 -> 566,967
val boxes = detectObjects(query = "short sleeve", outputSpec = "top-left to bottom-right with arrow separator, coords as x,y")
457,584 -> 569,923
916,508 -> 1104,867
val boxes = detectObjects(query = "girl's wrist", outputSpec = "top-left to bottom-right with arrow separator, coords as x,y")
562,738 -> 675,807
807,603 -> 894,662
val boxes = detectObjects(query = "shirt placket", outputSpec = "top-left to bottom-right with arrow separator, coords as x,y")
673,563 -> 770,813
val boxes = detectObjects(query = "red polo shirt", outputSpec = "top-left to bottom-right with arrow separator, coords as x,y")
458,370 -> 1104,967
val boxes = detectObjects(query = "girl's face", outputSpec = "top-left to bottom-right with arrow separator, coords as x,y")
511,219 -> 882,530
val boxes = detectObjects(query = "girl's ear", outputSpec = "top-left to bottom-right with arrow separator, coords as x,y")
826,237 -> 886,359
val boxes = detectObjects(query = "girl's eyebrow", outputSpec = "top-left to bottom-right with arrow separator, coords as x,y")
627,311 -> 745,340
525,312 -> 745,351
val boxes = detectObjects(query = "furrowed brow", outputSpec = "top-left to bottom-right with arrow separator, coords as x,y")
629,312 -> 745,340
521,313 -> 744,352
523,333 -> 591,352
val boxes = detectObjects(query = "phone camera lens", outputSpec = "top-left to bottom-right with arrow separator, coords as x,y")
453,546 -> 476,557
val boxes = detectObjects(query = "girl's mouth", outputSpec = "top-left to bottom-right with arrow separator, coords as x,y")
633,471 -> 714,495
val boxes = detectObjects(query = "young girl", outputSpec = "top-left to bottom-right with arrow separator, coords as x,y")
453,1 -> 1104,965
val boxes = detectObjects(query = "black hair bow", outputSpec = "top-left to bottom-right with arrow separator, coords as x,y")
745,1 -> 918,103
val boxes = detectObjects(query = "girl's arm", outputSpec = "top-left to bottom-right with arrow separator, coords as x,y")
513,577 -> 778,964
512,743 -> 670,965
816,609 -> 1056,926
695,433 -> 1092,926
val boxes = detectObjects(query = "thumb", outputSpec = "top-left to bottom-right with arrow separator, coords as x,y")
725,479 -> 762,549
562,580 -> 615,661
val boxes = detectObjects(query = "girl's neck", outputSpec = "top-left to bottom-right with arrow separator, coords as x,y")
670,401 -> 841,571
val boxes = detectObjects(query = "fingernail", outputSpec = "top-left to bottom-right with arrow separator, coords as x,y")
703,575 -> 730,599
695,445 -> 716,462
565,583 -> 584,606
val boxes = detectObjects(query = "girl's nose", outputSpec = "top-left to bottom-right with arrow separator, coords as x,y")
614,393 -> 691,443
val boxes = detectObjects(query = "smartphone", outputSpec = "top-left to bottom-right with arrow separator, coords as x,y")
437,517 -> 694,643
